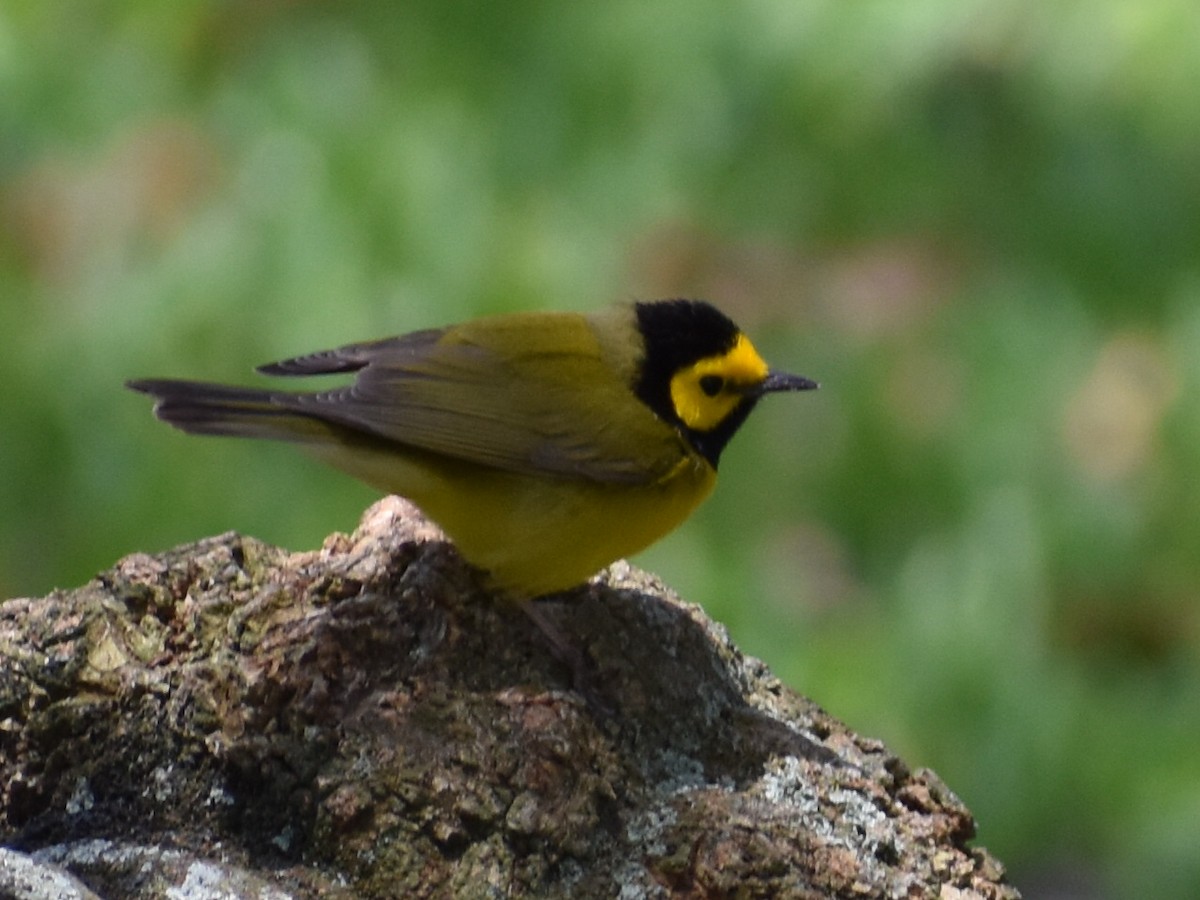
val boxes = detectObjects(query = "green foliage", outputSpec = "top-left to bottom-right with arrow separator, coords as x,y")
4,2 -> 1199,896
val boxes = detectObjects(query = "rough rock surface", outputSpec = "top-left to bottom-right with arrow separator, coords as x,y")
0,497 -> 1020,899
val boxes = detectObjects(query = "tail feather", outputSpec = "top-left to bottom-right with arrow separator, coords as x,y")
126,379 -> 336,444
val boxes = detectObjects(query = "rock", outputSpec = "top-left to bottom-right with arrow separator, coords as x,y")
0,497 -> 1020,899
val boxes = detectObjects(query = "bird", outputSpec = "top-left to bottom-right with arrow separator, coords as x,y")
127,298 -> 817,598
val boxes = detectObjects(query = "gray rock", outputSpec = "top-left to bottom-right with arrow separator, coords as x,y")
0,497 -> 1020,899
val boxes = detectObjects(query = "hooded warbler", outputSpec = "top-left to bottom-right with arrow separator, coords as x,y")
128,299 -> 816,596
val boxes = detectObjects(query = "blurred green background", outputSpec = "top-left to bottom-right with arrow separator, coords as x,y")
3,2 -> 1199,896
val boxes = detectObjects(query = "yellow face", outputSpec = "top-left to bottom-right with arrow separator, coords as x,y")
668,333 -> 770,432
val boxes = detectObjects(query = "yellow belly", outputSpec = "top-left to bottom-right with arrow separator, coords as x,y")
310,441 -> 716,596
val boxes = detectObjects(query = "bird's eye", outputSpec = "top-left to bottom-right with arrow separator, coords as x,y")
699,375 -> 724,397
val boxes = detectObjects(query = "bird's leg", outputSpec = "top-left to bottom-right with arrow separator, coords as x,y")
517,596 -> 613,718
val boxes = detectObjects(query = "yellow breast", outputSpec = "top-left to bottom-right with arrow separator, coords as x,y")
312,440 -> 716,596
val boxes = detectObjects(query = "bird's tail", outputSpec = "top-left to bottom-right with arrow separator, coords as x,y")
126,379 -> 336,444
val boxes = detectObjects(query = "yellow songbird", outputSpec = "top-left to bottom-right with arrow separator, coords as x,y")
128,299 -> 816,596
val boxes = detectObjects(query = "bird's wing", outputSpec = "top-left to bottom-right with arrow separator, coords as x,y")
265,314 -> 687,485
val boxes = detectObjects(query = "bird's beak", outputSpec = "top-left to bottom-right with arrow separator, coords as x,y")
752,370 -> 819,396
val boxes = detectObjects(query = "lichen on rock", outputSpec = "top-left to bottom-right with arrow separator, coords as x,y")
0,497 -> 1020,899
